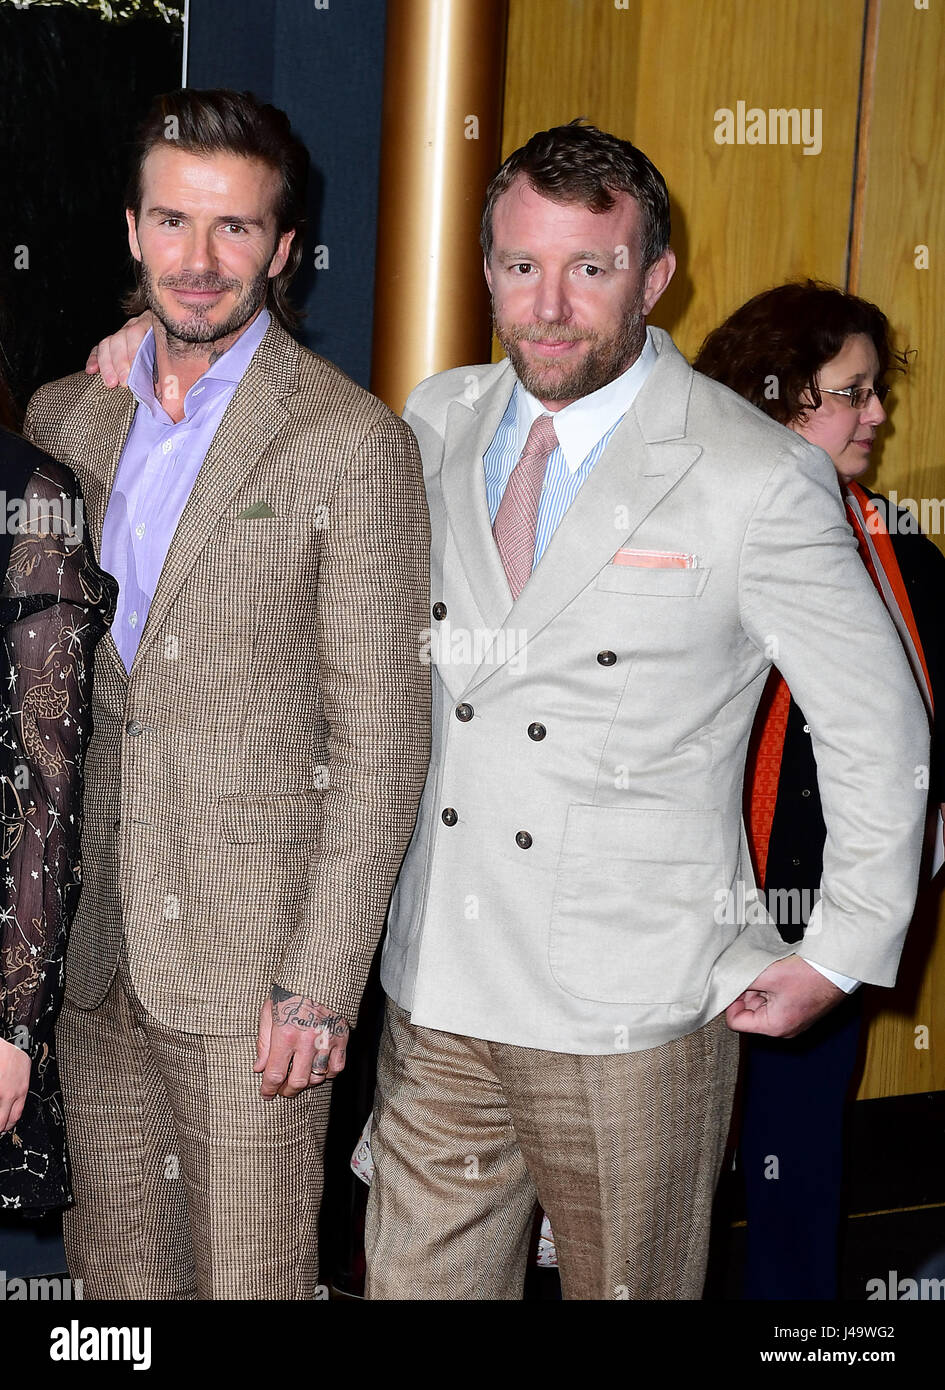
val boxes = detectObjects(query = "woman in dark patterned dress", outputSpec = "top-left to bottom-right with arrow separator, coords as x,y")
0,426 -> 117,1214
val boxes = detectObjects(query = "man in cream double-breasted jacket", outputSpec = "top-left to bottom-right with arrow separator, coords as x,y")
365,123 -> 928,1301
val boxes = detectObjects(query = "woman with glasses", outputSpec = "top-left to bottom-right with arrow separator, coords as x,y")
694,280 -> 945,1299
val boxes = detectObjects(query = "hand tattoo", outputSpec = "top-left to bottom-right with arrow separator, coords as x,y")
270,984 -> 349,1039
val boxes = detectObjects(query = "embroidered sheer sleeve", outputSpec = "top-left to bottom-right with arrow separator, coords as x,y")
0,457 -> 116,1053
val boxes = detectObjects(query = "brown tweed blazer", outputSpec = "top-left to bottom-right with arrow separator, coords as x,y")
23,318 -> 431,1034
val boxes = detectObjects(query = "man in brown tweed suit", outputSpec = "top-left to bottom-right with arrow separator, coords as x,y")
23,89 -> 430,1299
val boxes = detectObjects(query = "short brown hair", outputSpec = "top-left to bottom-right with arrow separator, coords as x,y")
480,119 -> 671,270
123,88 -> 309,331
693,281 -> 904,426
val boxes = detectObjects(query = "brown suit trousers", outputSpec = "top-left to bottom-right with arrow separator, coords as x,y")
365,1000 -> 739,1299
58,950 -> 332,1299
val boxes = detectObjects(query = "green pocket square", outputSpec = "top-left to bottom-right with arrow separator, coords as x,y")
235,501 -> 277,519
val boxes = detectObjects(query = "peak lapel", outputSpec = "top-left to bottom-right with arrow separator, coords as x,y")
80,385 -> 137,555
465,330 -> 702,693
79,385 -> 137,685
130,321 -> 295,670
439,361 -> 517,637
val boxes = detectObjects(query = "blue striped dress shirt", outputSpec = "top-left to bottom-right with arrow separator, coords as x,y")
483,327 -> 658,568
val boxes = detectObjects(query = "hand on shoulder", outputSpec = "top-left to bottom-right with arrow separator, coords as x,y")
86,312 -> 153,388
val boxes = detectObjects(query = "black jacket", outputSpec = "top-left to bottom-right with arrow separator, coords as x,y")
763,491 -> 945,940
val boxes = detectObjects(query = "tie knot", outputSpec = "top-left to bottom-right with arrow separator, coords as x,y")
523,413 -> 558,462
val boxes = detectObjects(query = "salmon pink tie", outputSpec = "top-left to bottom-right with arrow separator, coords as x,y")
493,413 -> 558,598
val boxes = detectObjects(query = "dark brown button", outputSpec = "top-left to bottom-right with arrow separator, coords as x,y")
441,807 -> 458,826
433,602 -> 447,620
527,723 -> 546,741
597,650 -> 617,666
455,703 -> 474,722
515,830 -> 533,849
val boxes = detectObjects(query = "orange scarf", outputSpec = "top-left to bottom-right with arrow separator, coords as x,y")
748,483 -> 932,886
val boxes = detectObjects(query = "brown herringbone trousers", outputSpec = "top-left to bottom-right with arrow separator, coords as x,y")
57,952 -> 331,1299
365,999 -> 739,1300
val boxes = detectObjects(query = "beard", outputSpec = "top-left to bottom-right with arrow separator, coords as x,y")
493,299 -> 647,402
139,260 -> 271,349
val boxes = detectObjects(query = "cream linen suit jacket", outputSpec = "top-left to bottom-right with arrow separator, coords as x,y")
381,328 -> 928,1054
24,319 -> 431,1034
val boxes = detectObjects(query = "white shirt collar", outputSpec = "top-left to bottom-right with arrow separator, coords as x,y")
513,327 -> 658,473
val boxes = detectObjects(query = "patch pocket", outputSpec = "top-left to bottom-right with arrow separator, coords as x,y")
548,804 -> 725,1004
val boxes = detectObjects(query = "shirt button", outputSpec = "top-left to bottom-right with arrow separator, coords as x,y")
128,611 -> 138,628
527,723 -> 546,741
441,807 -> 458,826
135,523 -> 146,539
162,440 -> 173,455
432,602 -> 447,621
515,831 -> 533,849
455,703 -> 474,722
597,650 -> 617,666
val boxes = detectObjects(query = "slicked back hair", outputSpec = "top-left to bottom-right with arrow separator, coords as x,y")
480,120 -> 671,271
124,88 -> 309,331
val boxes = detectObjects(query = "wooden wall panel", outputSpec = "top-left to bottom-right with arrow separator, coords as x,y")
501,0 -> 864,358
850,0 -> 945,1100
853,0 -> 945,548
500,0 -> 945,1099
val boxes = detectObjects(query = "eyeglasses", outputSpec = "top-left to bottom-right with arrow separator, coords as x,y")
818,383 -> 890,410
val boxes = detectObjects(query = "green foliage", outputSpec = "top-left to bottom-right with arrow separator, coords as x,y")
0,0 -> 183,23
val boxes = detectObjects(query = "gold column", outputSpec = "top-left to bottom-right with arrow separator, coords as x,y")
370,0 -> 509,414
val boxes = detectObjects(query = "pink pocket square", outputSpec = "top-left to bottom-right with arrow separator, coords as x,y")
612,547 -> 697,569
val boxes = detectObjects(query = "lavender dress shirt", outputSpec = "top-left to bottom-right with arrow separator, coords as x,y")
100,308 -> 271,670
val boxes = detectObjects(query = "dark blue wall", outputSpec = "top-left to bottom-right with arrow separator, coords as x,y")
0,6 -> 183,410
188,0 -> 388,388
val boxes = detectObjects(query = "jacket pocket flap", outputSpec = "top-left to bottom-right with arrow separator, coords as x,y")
217,790 -> 322,844
560,803 -> 721,865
